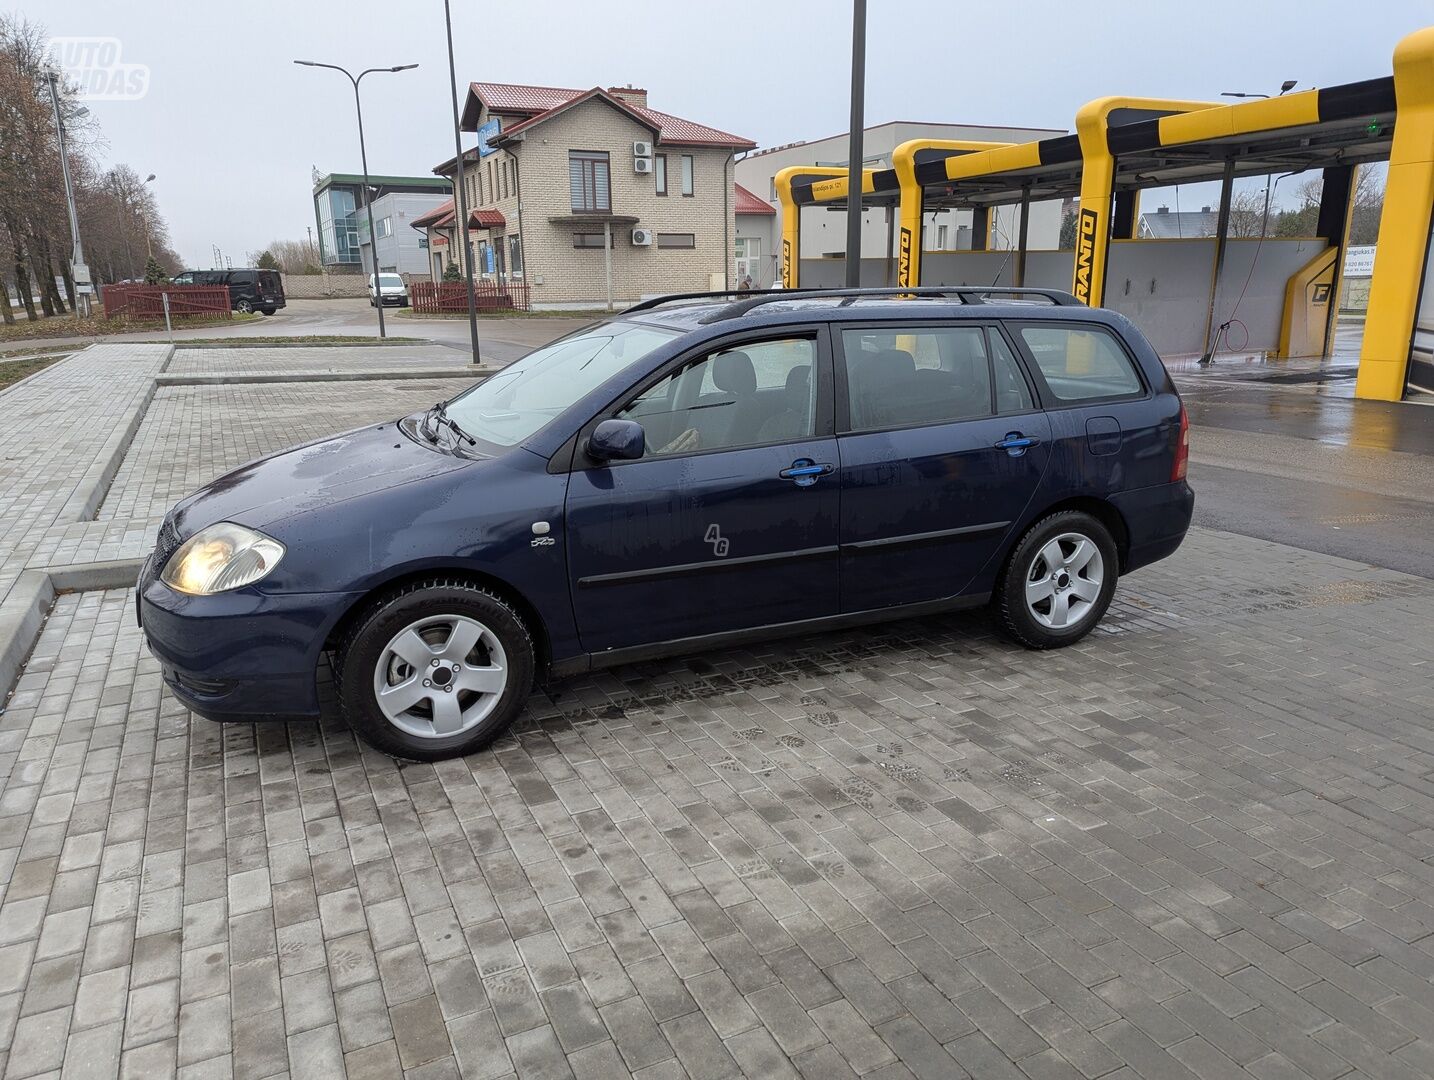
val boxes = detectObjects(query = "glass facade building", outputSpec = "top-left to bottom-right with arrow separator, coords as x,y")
311,173 -> 453,268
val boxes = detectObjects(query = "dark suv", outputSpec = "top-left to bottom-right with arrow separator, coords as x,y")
171,268 -> 286,315
137,288 -> 1193,760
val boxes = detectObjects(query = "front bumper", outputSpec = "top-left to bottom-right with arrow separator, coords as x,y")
137,565 -> 360,722
1110,480 -> 1195,573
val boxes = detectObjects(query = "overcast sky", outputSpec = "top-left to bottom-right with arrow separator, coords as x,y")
33,0 -> 1432,267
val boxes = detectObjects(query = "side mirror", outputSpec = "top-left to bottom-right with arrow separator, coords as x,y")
588,418 -> 645,462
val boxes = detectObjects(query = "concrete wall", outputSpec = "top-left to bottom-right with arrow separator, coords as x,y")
799,236 -> 1325,358
281,273 -> 368,299
1105,238 -> 1325,357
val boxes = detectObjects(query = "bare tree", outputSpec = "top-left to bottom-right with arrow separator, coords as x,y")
0,12 -> 183,318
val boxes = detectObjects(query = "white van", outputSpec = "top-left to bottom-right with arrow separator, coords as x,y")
368,273 -> 408,307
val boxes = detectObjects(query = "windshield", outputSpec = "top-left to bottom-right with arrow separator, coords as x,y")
442,320 -> 678,447
376,274 -> 403,288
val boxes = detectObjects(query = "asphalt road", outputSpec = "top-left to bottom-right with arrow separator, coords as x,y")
1180,368 -> 1434,579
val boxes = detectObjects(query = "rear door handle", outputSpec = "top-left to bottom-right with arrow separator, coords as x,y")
995,433 -> 1039,456
780,459 -> 835,486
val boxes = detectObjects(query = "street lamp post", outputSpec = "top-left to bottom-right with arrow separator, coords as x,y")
294,59 -> 418,340
844,0 -> 867,288
43,69 -> 90,318
443,0 -> 481,366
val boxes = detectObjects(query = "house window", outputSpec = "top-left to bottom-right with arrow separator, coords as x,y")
500,159 -> 509,200
654,154 -> 667,196
508,235 -> 523,274
656,233 -> 695,249
375,217 -> 392,238
573,232 -> 614,248
680,154 -> 694,197
486,161 -> 494,205
936,224 -> 948,249
569,150 -> 611,212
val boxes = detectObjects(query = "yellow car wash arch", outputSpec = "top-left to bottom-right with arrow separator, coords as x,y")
782,24 -> 1434,400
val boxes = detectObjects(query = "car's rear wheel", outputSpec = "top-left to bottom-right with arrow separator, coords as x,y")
260,306 -> 276,316
995,510 -> 1118,649
336,580 -> 534,760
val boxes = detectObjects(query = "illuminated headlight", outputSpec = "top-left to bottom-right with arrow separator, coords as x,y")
160,523 -> 285,595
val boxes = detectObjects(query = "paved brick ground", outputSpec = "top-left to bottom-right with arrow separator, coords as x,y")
2,529 -> 1433,1079
98,380 -> 475,523
0,344 -> 169,603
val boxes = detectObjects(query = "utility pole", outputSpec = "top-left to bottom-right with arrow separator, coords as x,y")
443,0 -> 482,365
44,69 -> 90,317
844,0 -> 867,287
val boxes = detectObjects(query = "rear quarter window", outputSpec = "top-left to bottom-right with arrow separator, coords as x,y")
1016,324 -> 1143,404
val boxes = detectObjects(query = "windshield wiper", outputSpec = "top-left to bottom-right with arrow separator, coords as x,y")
422,401 -> 476,447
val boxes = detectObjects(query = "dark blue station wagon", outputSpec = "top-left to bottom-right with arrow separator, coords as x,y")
138,288 -> 1193,760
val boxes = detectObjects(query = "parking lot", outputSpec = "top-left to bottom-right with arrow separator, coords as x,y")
2,341 -> 1434,1079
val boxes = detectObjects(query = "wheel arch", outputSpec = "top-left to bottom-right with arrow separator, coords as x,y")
1010,495 -> 1131,572
323,565 -> 553,675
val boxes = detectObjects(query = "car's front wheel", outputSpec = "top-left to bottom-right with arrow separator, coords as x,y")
336,580 -> 535,760
235,298 -> 253,314
995,510 -> 1118,649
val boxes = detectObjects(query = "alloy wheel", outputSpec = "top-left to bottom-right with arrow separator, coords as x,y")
372,614 -> 508,739
1025,532 -> 1104,629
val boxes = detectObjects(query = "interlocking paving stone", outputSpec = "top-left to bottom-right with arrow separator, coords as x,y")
5,344 -> 1434,1078
96,378 -> 475,522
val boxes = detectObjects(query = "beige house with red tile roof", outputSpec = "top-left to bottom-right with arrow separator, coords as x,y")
418,82 -> 755,309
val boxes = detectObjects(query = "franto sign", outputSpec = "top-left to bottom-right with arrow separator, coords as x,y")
897,227 -> 914,288
1073,207 -> 1099,305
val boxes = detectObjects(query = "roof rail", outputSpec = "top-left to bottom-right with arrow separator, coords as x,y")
701,286 -> 1082,322
622,289 -> 774,315
619,286 -> 1081,322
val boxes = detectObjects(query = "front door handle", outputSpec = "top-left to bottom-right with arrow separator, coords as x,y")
780,459 -> 835,486
995,432 -> 1039,457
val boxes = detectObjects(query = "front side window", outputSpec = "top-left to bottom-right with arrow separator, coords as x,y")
1017,324 -> 1142,402
680,154 -> 694,197
443,321 -> 679,448
842,326 -> 995,431
617,337 -> 816,457
570,150 -> 611,212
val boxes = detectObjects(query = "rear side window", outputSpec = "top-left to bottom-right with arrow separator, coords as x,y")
841,326 -> 993,431
230,271 -> 256,286
1016,324 -> 1142,403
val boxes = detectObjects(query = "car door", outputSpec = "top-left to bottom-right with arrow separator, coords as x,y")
835,321 -> 1052,612
565,328 -> 839,653
1007,320 -> 1163,494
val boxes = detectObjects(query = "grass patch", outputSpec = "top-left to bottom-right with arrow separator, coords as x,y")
0,312 -> 260,343
0,343 -> 74,360
0,355 -> 65,389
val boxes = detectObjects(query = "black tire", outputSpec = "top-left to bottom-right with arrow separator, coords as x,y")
259,307 -> 276,316
335,579 -> 535,760
235,298 -> 254,314
994,510 -> 1119,649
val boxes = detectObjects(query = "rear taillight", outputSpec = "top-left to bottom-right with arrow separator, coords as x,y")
1172,403 -> 1189,482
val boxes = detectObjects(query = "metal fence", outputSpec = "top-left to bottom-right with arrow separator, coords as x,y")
409,280 -> 531,314
100,285 -> 232,320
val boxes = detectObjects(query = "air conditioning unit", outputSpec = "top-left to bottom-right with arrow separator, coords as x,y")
631,228 -> 654,247
633,140 -> 653,158
634,157 -> 653,175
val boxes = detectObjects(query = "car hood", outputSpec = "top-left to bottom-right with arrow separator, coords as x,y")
171,420 -> 471,535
